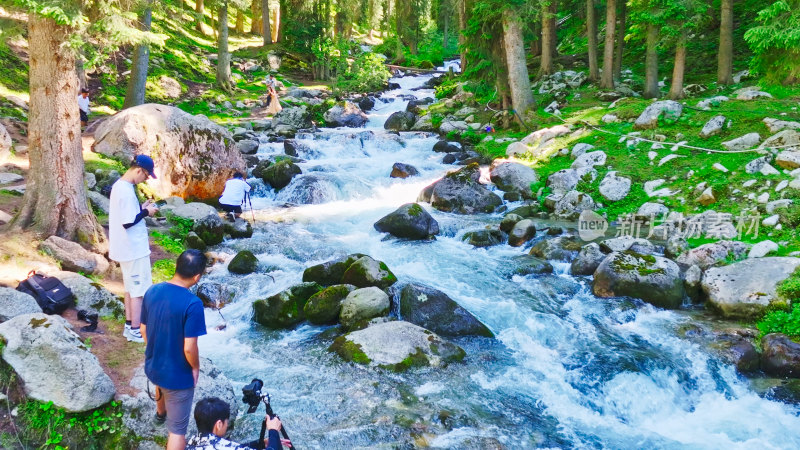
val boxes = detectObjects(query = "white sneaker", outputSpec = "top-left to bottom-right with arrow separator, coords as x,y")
125,327 -> 144,343
123,324 -> 131,338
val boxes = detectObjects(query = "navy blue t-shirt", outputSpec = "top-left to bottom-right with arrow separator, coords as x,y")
141,282 -> 207,390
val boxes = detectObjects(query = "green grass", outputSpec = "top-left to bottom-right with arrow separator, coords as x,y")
152,258 -> 176,283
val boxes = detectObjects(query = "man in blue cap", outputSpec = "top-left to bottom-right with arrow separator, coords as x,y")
109,154 -> 159,343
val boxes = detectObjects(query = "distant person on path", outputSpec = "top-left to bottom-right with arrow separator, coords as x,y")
77,88 -> 90,128
141,249 -> 208,450
186,397 -> 285,450
109,154 -> 158,343
265,84 -> 282,116
218,172 -> 251,221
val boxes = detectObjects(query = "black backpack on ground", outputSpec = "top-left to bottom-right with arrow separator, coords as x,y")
16,271 -> 75,315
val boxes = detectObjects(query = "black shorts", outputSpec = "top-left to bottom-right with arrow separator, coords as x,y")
220,203 -> 242,213
79,110 -> 88,122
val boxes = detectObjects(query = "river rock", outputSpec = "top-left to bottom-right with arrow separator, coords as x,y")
411,114 -> 435,131
500,214 -> 523,233
547,168 -> 596,196
304,284 -> 355,325
193,214 -> 225,246
676,240 -> 750,270
161,202 -> 218,222
684,264 -> 703,302
251,159 -> 272,179
252,282 -> 323,328
390,162 -> 419,178
302,253 -> 366,286
433,140 -> 461,153
339,287 -> 390,329
599,171 -> 631,202
592,251 -> 685,309
419,164 -> 502,215
699,115 -> 726,138
489,161 -> 538,199
51,271 -> 123,318
87,190 -> 110,214
633,101 -> 683,130
329,320 -> 465,370
341,256 -> 397,289
237,139 -> 259,154
722,133 -> 760,151
711,332 -> 760,373
0,314 -> 115,412
505,125 -> 571,157
571,143 -> 595,159
572,151 -> 607,169
262,159 -> 302,190
91,104 -> 245,200
440,119 -> 468,134
462,229 -> 506,247
324,102 -> 368,128
570,243 -> 607,276
123,357 -> 238,438
529,235 -> 583,261
374,203 -> 439,240
384,111 -> 416,131
764,118 -> 800,133
511,255 -> 554,275
749,240 -> 779,258
228,250 -> 258,274
508,219 -> 536,247
196,281 -> 236,308
283,139 -> 310,157
224,218 -> 253,239
760,130 -> 800,152
599,236 -> 657,255
776,151 -> 800,170
702,257 -> 800,319
185,231 -> 207,251
274,105 -> 313,130
0,288 -> 42,322
761,333 -> 800,377
358,96 -> 375,111
39,236 -> 109,276
399,283 -> 493,337
553,190 -> 596,219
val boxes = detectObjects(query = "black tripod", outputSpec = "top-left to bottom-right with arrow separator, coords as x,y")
253,393 -> 294,450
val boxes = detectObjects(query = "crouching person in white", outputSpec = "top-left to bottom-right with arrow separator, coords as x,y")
109,154 -> 159,343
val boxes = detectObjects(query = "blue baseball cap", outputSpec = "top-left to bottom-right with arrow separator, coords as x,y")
134,154 -> 157,179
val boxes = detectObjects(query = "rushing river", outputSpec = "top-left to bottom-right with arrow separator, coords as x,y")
196,66 -> 800,449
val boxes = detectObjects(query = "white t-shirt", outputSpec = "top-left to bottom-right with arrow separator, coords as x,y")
77,95 -> 90,113
108,179 -> 150,262
219,178 -> 251,206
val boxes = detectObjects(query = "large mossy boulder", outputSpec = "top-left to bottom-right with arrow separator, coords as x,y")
91,103 -> 245,200
374,203 -> 439,240
302,254 -> 366,286
303,284 -> 355,325
339,287 -> 391,329
341,256 -> 397,289
0,314 -> 115,412
0,288 -> 42,323
592,251 -> 685,309
252,282 -> 323,328
701,257 -> 800,320
570,243 -> 607,276
489,161 -> 538,199
418,163 -> 502,214
529,235 -> 583,261
193,214 -> 225,246
225,218 -> 253,239
228,250 -> 259,274
53,271 -> 124,318
510,255 -> 554,276
262,159 -> 302,190
384,111 -> 416,131
399,283 -> 493,337
462,229 -> 506,247
329,321 -> 465,371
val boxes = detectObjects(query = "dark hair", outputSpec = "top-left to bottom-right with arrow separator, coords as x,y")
233,172 -> 244,179
194,397 -> 230,434
81,88 -> 89,94
175,249 -> 207,278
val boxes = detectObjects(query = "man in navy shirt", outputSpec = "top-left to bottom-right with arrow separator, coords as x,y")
141,249 -> 208,450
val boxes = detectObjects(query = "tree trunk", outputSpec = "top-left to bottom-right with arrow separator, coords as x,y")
459,0 -> 470,71
643,22 -> 659,99
250,0 -> 260,33
13,14 -> 106,251
442,12 -> 449,53
277,0 -> 286,42
123,5 -> 152,109
395,1 -> 405,63
262,0 -> 272,45
717,0 -> 733,85
613,0 -> 626,81
586,0 -> 598,80
539,0 -> 557,77
668,32 -> 687,100
196,0 -> 205,32
599,0 -> 615,89
236,10 -> 244,34
502,9 -> 534,116
216,0 -> 233,91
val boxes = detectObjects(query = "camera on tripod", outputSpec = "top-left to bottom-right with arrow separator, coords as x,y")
241,378 -> 295,449
242,378 -> 268,414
